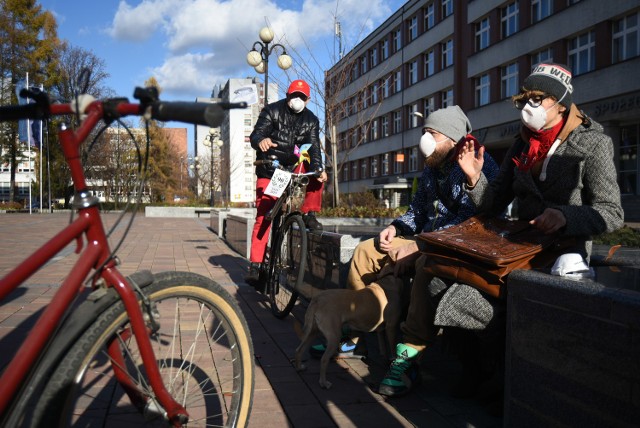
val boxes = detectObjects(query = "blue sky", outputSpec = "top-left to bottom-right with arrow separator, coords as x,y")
40,0 -> 406,102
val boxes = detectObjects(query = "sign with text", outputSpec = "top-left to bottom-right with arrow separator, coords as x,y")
264,169 -> 291,198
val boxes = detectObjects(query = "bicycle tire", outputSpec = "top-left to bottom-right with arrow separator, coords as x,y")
268,215 -> 306,319
33,271 -> 254,428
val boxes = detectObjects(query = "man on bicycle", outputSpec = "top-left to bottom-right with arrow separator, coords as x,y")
246,79 -> 327,288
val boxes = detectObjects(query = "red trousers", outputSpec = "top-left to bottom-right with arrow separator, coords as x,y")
249,165 -> 323,263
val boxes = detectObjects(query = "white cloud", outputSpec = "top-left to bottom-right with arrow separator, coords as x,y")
108,0 -> 397,96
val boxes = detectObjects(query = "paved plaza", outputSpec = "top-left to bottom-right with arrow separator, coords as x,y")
0,213 -> 502,427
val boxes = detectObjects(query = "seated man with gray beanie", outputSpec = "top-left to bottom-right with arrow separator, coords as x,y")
309,106 -> 500,363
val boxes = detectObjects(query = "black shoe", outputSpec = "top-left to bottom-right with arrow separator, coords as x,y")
244,262 -> 265,292
303,212 -> 323,231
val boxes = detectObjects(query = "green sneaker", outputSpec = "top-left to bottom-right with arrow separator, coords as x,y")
378,344 -> 420,397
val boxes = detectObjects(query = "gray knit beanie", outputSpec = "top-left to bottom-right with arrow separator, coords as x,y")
424,105 -> 472,143
522,63 -> 573,108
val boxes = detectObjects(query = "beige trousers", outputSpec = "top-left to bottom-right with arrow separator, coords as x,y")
346,235 -> 414,290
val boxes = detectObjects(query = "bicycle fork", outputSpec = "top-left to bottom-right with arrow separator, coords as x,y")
102,267 -> 189,426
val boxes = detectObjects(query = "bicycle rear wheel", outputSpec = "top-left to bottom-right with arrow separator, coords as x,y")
34,271 -> 254,428
268,215 -> 306,319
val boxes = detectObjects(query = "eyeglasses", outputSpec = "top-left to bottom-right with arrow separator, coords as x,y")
289,93 -> 308,101
514,95 -> 546,110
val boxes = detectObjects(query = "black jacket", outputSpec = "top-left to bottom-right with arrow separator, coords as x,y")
250,99 -> 323,179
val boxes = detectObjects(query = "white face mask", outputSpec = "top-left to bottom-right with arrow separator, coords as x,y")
420,132 -> 450,158
287,97 -> 306,113
520,89 -> 568,132
520,102 -> 555,132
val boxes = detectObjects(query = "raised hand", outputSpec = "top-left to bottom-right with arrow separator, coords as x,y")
457,138 -> 484,187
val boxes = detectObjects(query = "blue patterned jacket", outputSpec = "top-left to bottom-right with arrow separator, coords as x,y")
391,152 -> 499,235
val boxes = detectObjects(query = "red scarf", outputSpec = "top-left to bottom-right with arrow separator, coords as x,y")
513,117 -> 566,171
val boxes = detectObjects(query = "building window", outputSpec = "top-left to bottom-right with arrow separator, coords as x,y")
501,62 -> 519,99
361,159 -> 367,178
424,96 -> 435,117
424,49 -> 435,77
441,39 -> 453,69
531,47 -> 553,67
393,110 -> 402,134
409,103 -> 419,127
361,55 -> 368,74
568,30 -> 595,75
532,0 -> 552,23
372,81 -> 379,104
409,15 -> 418,41
343,164 -> 349,181
394,151 -> 404,174
475,17 -> 490,51
394,69 -> 402,93
370,47 -> 378,68
381,38 -> 389,60
476,74 -> 490,106
383,74 -> 391,98
382,153 -> 390,176
501,1 -> 519,39
409,147 -> 419,172
442,88 -> 454,107
442,0 -> 453,18
425,2 -> 434,30
613,11 -> 640,63
351,161 -> 358,181
371,118 -> 379,141
363,87 -> 369,109
408,60 -> 418,85
393,28 -> 402,53
382,116 -> 389,137
371,156 -> 379,177
619,125 -> 638,195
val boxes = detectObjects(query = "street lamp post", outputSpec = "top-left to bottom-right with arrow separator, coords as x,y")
204,128 -> 224,208
189,156 -> 201,197
246,27 -> 293,105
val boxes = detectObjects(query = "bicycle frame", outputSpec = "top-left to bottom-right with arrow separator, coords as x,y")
0,102 -> 188,422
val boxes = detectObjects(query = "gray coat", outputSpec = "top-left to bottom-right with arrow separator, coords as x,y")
467,105 -> 624,260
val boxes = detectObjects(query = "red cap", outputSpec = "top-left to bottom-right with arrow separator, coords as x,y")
287,80 -> 310,98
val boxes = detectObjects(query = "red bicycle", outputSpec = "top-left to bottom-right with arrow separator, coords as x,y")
0,84 -> 254,427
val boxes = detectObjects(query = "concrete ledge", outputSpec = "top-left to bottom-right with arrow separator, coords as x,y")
225,214 -> 256,259
210,208 -> 256,236
145,206 -> 206,218
505,267 -> 640,427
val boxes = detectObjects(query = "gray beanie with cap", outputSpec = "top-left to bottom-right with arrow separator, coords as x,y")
522,63 -> 573,108
424,105 -> 472,143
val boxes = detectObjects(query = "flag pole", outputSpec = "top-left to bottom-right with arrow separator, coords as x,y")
26,73 -> 32,214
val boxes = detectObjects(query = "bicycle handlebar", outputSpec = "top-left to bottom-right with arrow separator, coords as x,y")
0,88 -> 248,128
253,157 -> 323,177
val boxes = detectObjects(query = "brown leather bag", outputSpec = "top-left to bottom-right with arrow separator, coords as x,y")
418,216 -> 572,298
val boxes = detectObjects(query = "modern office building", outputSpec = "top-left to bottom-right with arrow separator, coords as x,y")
325,0 -> 640,217
210,78 -> 277,206
0,143 -> 37,204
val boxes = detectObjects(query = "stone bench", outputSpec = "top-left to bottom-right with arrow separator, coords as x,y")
505,251 -> 640,427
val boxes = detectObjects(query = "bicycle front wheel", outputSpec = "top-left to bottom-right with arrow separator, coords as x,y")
268,215 -> 306,318
35,271 -> 254,428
